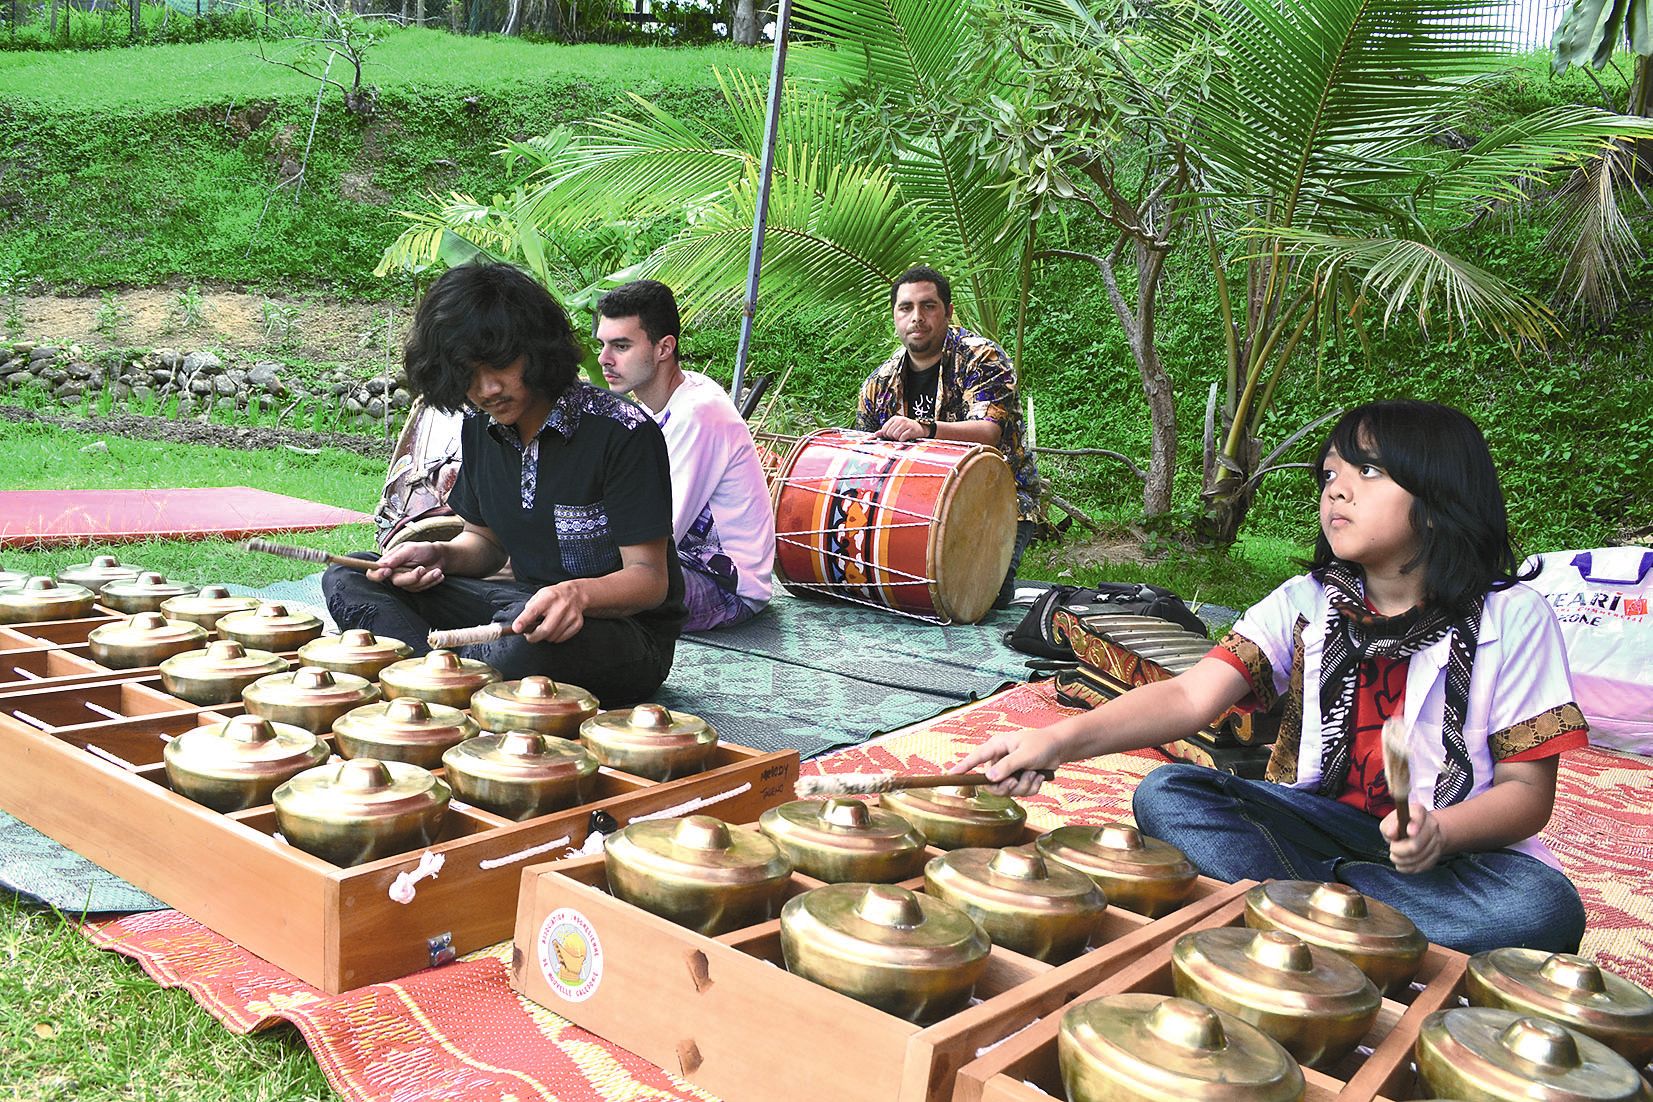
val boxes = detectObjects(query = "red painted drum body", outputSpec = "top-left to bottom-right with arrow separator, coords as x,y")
771,430 -> 1017,624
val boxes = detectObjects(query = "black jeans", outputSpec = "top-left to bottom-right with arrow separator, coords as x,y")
994,520 -> 1039,609
322,560 -> 675,708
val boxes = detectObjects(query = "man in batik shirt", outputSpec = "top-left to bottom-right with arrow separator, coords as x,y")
853,265 -> 1040,607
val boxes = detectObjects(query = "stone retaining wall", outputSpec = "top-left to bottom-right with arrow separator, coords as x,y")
0,342 -> 413,426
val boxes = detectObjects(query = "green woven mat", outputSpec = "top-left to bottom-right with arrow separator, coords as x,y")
0,810 -> 166,913
662,593 -> 1032,758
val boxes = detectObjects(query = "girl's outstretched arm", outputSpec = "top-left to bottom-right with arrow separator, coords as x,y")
950,657 -> 1253,795
1380,757 -> 1560,874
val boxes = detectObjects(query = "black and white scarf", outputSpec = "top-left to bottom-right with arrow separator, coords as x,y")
1315,563 -> 1482,807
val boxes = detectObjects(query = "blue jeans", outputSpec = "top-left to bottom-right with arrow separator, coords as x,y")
1132,764 -> 1587,956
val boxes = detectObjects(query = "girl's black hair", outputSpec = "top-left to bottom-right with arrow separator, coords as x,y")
403,262 -> 585,413
1309,399 -> 1528,613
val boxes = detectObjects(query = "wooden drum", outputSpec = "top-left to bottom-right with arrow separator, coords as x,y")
771,429 -> 1016,624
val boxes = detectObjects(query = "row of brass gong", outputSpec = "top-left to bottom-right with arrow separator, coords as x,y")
8,562 -> 1651,1101
3,560 -> 720,869
604,788 -> 1653,1102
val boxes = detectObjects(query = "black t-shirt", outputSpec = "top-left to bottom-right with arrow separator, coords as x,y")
904,362 -> 940,421
448,383 -> 685,641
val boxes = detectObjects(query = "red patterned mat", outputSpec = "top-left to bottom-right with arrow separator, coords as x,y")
80,681 -> 1653,1102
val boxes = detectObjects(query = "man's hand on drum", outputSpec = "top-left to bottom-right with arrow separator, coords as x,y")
875,415 -> 930,443
369,542 -> 446,592
511,580 -> 588,644
950,729 -> 1065,797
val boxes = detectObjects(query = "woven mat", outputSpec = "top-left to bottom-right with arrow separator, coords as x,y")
0,810 -> 165,913
58,681 -> 1653,1102
661,593 -> 1032,759
0,487 -> 368,548
682,593 -> 1031,696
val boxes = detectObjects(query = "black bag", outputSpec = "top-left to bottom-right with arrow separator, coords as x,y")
1005,582 -> 1209,660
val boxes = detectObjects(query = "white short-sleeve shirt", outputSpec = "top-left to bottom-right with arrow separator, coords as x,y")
1221,575 -> 1585,867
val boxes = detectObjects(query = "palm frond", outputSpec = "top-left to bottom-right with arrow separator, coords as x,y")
793,0 -> 983,102
717,68 -> 874,171
1422,105 -> 1653,211
789,0 -> 1029,338
1544,141 -> 1646,322
1550,0 -> 1652,69
1194,0 -> 1507,225
510,91 -> 754,234
1271,228 -> 1560,344
507,71 -> 885,246
886,136 -> 1025,335
375,193 -> 520,278
623,153 -> 932,348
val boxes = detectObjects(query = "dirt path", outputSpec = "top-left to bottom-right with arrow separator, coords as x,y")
12,288 -> 402,373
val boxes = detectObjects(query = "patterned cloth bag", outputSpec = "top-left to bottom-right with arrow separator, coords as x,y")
374,400 -> 465,549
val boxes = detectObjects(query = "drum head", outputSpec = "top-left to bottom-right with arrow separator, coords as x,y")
929,449 -> 1016,624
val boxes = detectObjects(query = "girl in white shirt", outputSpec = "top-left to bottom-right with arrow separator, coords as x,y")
955,400 -> 1587,954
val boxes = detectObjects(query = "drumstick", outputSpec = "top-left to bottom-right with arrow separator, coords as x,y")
426,622 -> 511,649
1381,714 -> 1411,839
795,770 -> 1056,797
245,539 -> 421,578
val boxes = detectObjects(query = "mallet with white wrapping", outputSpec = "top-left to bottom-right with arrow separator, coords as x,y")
426,622 -> 514,650
245,538 -> 424,579
1381,714 -> 1412,839
795,769 -> 1056,798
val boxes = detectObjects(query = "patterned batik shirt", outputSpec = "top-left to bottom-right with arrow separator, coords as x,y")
853,325 -> 1040,519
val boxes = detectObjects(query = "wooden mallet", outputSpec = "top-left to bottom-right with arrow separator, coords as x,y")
794,770 -> 1056,798
245,538 -> 423,579
425,623 -> 512,649
1381,714 -> 1412,839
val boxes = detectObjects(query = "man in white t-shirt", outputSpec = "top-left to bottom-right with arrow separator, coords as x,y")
596,280 -> 774,631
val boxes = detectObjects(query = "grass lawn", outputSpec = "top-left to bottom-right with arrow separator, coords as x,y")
0,417 -> 380,582
2,895 -> 335,1101
0,28 -> 826,110
0,416 -> 1302,1099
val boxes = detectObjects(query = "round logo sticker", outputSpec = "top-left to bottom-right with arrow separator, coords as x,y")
536,907 -> 603,1003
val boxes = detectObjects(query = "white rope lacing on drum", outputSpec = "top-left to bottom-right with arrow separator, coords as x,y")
772,533 -> 932,582
780,580 -> 954,625
770,431 -> 982,626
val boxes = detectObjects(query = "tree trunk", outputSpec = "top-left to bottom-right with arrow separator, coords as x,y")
130,0 -> 139,38
1138,344 -> 1177,517
414,0 -> 424,24
733,0 -> 758,44
1630,54 -> 1653,180
1198,433 -> 1262,546
49,0 -> 59,39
